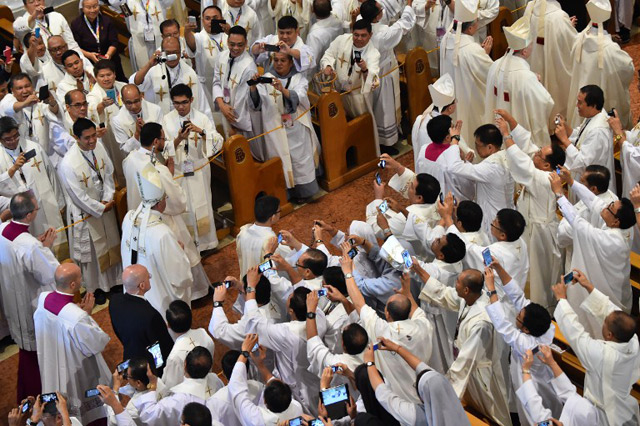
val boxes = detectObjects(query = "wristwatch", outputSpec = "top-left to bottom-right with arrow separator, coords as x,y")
200,129 -> 206,137
306,312 -> 317,319
213,301 -> 223,308
366,361 -> 375,367
502,133 -> 513,142
315,239 -> 323,245
246,286 -> 255,293
486,290 -> 497,297
241,351 -> 250,358
451,135 -> 461,141
614,133 -> 623,143
26,420 -> 37,426
635,207 -> 640,214
345,273 -> 354,279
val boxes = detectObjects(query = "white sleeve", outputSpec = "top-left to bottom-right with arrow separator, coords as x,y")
515,380 -> 553,424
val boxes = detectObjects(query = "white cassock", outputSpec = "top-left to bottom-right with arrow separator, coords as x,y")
523,0 -> 577,119
410,0 -> 453,73
555,289 -> 640,426
107,0 -> 169,71
106,385 -> 159,426
162,328 -> 215,391
249,70 -> 320,195
564,110 -> 616,192
34,291 -> 111,424
370,6 -> 415,146
87,82 -> 128,185
516,374 -> 602,426
306,331 -> 363,378
0,140 -> 68,258
209,300 -> 280,351
505,140 -> 561,310
235,223 -> 278,278
212,50 -> 259,136
360,304 -> 433,404
485,54 -> 554,148
132,62 -> 210,117
121,209 -> 194,316
110,99 -> 163,154
207,380 -> 265,426
0,96 -> 60,167
58,143 -> 122,292
56,72 -> 96,104
484,278 -> 563,425
442,144 -> 515,234
122,147 -> 209,300
557,182 -> 632,337
19,52 -> 50,93
245,0 -> 274,35
268,0 -> 311,36
186,30 -> 228,112
13,11 -> 79,51
566,26 -> 634,129
305,15 -> 344,76
34,56 -> 94,106
420,277 -> 511,426
0,223 -> 58,351
163,108 -> 223,251
220,3 -> 263,46
251,35 -> 315,74
619,125 -> 640,253
319,34 -> 380,136
439,31 -> 493,146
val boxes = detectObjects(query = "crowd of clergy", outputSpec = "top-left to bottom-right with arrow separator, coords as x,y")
1,0 -> 640,424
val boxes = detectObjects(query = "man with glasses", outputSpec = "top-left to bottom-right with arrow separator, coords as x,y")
0,117 -> 67,259
110,84 -> 162,153
550,166 -> 637,338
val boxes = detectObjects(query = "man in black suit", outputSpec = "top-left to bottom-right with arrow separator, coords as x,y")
109,264 -> 174,366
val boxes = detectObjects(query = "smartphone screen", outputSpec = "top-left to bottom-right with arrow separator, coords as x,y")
321,384 -> 349,406
531,346 -> 540,355
288,418 -> 303,426
117,359 -> 130,373
310,420 -> 324,426
147,342 -> 164,369
439,193 -> 444,204
375,171 -> 381,185
331,365 -> 342,373
317,288 -> 327,297
277,233 -> 283,244
21,401 -> 31,413
223,280 -> 232,288
372,342 -> 380,351
556,166 -> 561,175
23,149 -> 37,161
482,248 -> 492,267
378,200 -> 388,214
401,250 -> 412,269
348,247 -> 358,259
563,272 -> 573,284
378,159 -> 386,169
258,259 -> 273,273
251,342 -> 259,352
85,388 -> 100,398
41,393 -> 58,403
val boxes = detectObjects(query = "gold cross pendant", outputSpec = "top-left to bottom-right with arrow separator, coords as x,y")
31,158 -> 42,172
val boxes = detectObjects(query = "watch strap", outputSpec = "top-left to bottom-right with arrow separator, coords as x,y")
246,286 -> 255,293
306,312 -> 316,319
213,301 -> 223,308
366,361 -> 375,367
241,351 -> 250,358
345,273 -> 354,279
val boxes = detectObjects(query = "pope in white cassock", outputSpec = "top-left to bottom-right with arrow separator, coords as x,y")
121,162 -> 194,316
34,263 -> 111,425
565,0 -> 634,130
439,0 -> 494,149
57,118 -> 122,293
484,16 -> 554,148
163,83 -> 224,252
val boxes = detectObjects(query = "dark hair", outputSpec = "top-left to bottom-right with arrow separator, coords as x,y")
182,402 -> 212,426
64,89 -> 84,106
414,173 -> 440,204
544,144 -> 565,170
342,323 -> 368,354
608,311 -> 637,342
359,0 -> 380,22
264,380 -> 292,413
242,273 -> 271,305
277,15 -> 299,30
72,117 -> 96,138
456,200 -> 482,232
166,300 -> 192,333
496,209 -> 526,242
353,364 -> 400,425
202,5 -> 223,15
185,346 -> 213,379
61,49 -> 81,65
615,198 -> 637,230
93,59 -> 116,75
386,295 -> 411,321
229,25 -> 248,39
290,287 -> 312,320
160,18 -> 181,34
584,164 -> 610,194
426,115 -> 452,144
460,270 -> 484,295
9,191 -> 36,220
254,195 -> 280,223
140,122 -> 163,147
8,72 -> 31,92
22,31 -> 33,48
128,356 -> 151,385
313,0 -> 332,18
522,303 -> 551,337
170,83 -> 193,100
300,248 -> 328,276
353,19 -> 372,33
580,85 -> 604,111
441,233 -> 466,264
221,350 -> 241,380
0,116 -> 19,138
452,21 -> 475,32
474,124 -> 503,149
323,266 -> 347,296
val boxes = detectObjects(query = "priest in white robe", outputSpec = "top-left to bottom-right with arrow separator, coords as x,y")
565,0 -> 634,129
484,16 -> 554,148
0,117 -> 68,259
162,83 -> 224,252
58,118 -> 122,294
217,0 -> 263,46
121,162 -> 194,317
267,0 -> 310,38
110,84 -> 162,154
0,191 -> 58,402
56,50 -> 97,102
34,263 -> 111,425
12,2 -> 79,52
248,52 -> 321,200
305,1 -> 343,76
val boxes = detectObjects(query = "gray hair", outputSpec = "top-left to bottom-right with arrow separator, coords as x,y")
9,191 -> 36,220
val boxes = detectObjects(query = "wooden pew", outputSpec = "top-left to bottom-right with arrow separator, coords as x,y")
315,91 -> 379,191
399,47 -> 433,140
488,6 -> 514,60
0,6 -> 14,44
466,410 -> 491,426
114,187 -> 128,226
220,135 -> 293,234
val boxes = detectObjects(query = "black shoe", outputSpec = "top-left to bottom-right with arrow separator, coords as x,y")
619,27 -> 631,44
94,289 -> 107,305
380,145 -> 399,155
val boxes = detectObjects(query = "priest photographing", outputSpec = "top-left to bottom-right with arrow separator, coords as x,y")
121,162 -> 194,316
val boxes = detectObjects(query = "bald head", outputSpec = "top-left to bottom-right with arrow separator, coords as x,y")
47,35 -> 65,49
161,36 -> 180,51
122,84 -> 140,98
386,294 -> 411,322
54,263 -> 82,293
605,311 -> 637,343
460,270 -> 484,294
122,264 -> 151,295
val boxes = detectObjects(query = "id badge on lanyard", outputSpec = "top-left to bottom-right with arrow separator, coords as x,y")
144,23 -> 155,42
281,113 -> 293,128
183,158 -> 194,177
223,87 -> 231,104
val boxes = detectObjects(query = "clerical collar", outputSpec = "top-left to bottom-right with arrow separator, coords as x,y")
5,146 -> 20,156
128,292 -> 146,300
55,290 -> 75,296
269,66 -> 296,79
139,146 -> 153,155
10,219 -> 29,226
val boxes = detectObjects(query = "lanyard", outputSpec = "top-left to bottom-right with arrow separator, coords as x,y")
84,15 -> 100,43
4,147 -> 26,183
23,106 -> 34,137
141,0 -> 152,22
36,17 -> 52,38
228,8 -> 242,25
209,36 -> 223,52
164,64 -> 180,89
348,50 -> 357,76
576,118 -> 591,143
81,151 -> 103,184
226,56 -> 236,83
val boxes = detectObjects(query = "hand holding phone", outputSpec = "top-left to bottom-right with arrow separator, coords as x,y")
258,259 -> 274,273
378,200 -> 389,214
482,248 -> 492,267
563,271 -> 574,284
23,149 -> 37,161
317,288 -> 328,297
3,46 -> 12,63
146,341 -> 164,369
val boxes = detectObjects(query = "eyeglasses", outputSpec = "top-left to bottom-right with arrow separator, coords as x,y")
606,202 -> 617,218
172,100 -> 190,106
490,222 -> 504,233
2,133 -> 20,142
68,102 -> 88,108
49,45 -> 68,53
295,263 -> 308,270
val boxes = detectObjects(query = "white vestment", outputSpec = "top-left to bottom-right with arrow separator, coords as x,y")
207,380 -> 264,426
110,99 -> 163,154
619,126 -> 640,253
252,34 -> 315,74
13,11 -> 79,52
186,30 -> 229,112
56,71 -> 96,104
305,15 -> 344,76
162,328 -> 215,390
